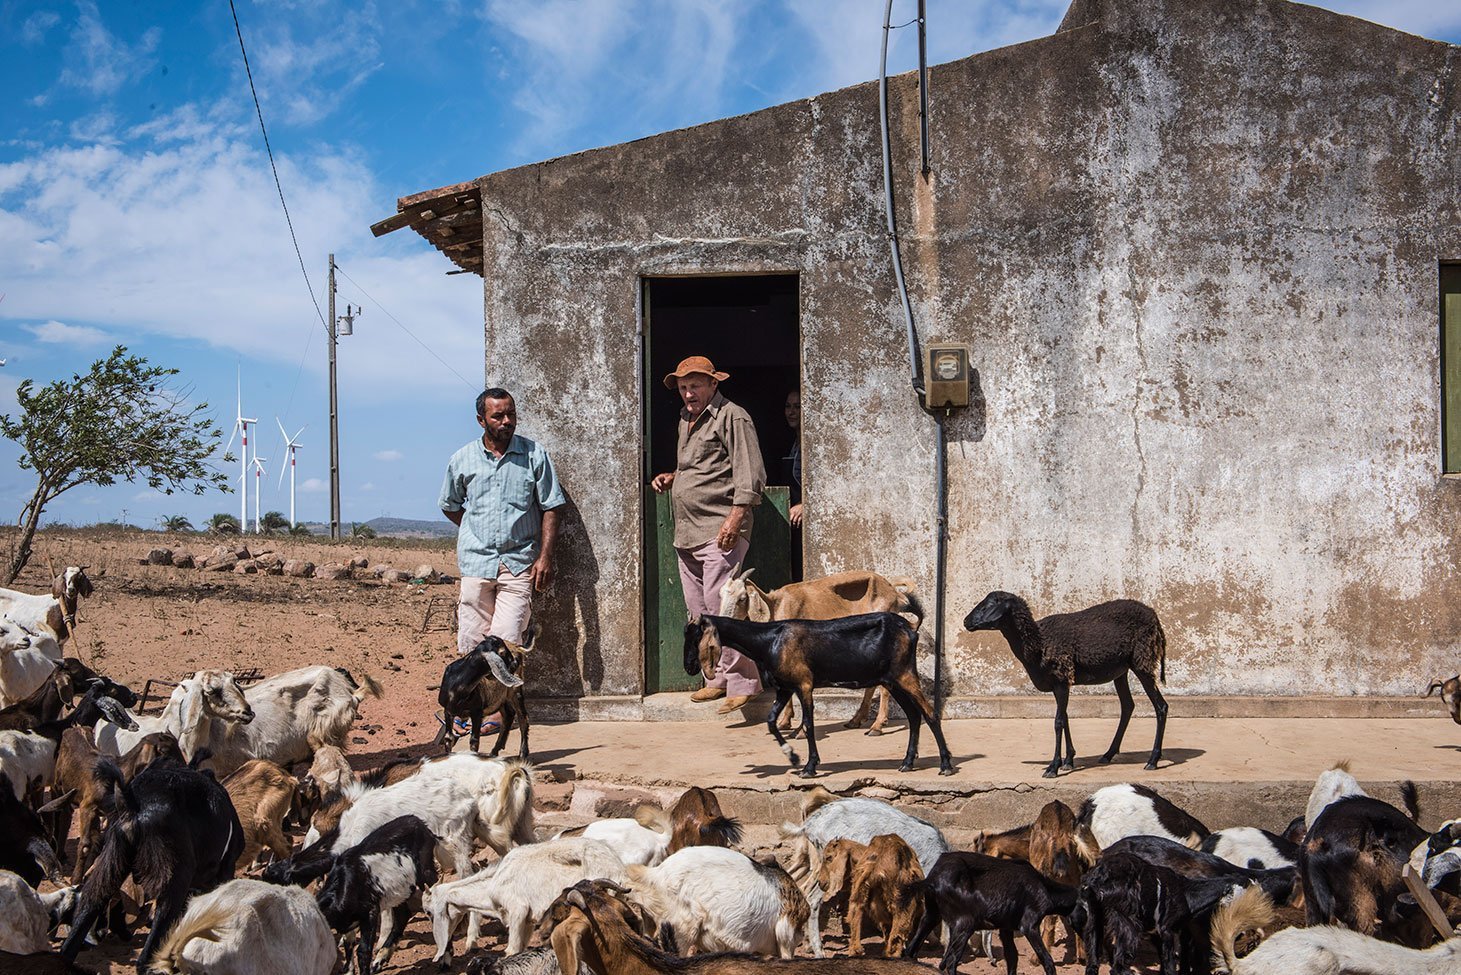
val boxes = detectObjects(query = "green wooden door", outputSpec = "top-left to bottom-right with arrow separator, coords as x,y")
644,486 -> 793,693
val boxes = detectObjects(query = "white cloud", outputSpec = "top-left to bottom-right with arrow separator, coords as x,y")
300,477 -> 327,493
56,2 -> 161,97
248,6 -> 385,126
21,11 -> 61,45
22,320 -> 109,346
0,107 -> 482,399
373,449 -> 403,461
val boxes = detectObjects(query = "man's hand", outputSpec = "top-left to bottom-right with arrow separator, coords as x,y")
716,507 -> 748,551
529,552 -> 555,592
789,503 -> 803,527
651,472 -> 675,493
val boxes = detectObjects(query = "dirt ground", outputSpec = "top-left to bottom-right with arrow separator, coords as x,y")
4,527 -> 1445,974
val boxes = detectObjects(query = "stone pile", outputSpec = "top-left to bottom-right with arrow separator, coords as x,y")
139,544 -> 447,586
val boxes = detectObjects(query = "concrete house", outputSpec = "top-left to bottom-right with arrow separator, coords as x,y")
377,0 -> 1461,718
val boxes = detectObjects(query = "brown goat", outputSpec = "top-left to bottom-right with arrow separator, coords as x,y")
819,834 -> 923,957
815,837 -> 866,926
40,726 -> 105,883
117,733 -> 184,781
665,786 -> 742,855
1028,800 -> 1096,960
974,822 -> 1032,861
220,759 -> 297,867
1428,675 -> 1461,724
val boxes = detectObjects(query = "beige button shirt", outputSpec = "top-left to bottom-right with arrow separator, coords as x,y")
672,392 -> 766,549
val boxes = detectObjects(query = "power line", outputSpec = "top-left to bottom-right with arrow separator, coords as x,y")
227,0 -> 327,333
333,264 -> 479,391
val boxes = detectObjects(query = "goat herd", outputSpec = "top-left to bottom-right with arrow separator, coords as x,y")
1,565 -> 1460,975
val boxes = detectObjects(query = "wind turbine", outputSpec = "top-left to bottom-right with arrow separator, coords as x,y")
276,419 -> 306,529
223,372 -> 257,531
251,453 -> 268,534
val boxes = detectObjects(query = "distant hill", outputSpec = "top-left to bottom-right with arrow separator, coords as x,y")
361,516 -> 457,538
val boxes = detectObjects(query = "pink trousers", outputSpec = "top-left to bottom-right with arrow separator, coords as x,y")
676,538 -> 761,697
457,565 -> 533,654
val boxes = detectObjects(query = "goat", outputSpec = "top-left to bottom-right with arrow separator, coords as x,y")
91,672 -> 247,760
1301,793 -> 1429,943
1028,800 -> 1097,960
116,732 -> 183,780
663,785 -> 742,854
301,754 -> 425,842
0,687 -> 136,801
170,665 -> 381,774
684,613 -> 953,778
0,567 -> 92,647
718,569 -> 923,737
822,833 -> 923,957
468,945 -> 593,975
0,775 -> 64,886
60,757 -> 243,970
782,787 -> 948,957
1211,884 -> 1461,975
964,591 -> 1168,776
1304,761 -> 1367,828
435,628 -> 534,758
1414,818 -> 1461,890
1103,834 -> 1299,973
542,879 -> 937,974
316,814 -> 439,975
1071,851 -> 1193,975
0,619 -> 62,710
624,845 -> 808,959
0,867 -> 72,954
147,878 -> 336,975
903,851 -> 1075,975
1077,783 -> 1209,850
427,835 -> 627,963
562,787 -> 743,868
0,669 -> 74,732
1426,674 -> 1460,724
1200,827 -> 1299,871
219,758 -> 297,868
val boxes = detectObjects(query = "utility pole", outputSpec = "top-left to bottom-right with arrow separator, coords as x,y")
328,254 -> 341,540
326,254 -> 360,542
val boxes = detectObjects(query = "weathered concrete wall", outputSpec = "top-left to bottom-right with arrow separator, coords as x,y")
476,0 -> 1461,704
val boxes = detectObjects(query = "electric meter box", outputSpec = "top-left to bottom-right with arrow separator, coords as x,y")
923,343 -> 973,409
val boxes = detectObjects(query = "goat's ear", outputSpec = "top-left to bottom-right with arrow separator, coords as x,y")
1427,680 -> 1446,697
747,588 -> 772,623
551,912 -> 592,975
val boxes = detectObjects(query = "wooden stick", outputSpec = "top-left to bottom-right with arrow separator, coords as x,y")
1403,863 -> 1455,939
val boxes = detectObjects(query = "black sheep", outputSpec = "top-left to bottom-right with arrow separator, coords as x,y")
434,629 -> 534,758
903,850 -> 1075,975
963,591 -> 1167,777
59,757 -> 242,972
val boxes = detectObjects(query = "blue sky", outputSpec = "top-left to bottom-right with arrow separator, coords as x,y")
2,0 -> 1459,530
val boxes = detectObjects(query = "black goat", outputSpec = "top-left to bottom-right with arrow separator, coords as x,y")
963,591 -> 1167,777
1102,835 -> 1297,974
683,612 -> 953,777
1301,794 -> 1430,944
434,627 -> 534,758
315,814 -> 438,975
0,671 -> 75,731
903,851 -> 1075,975
0,777 -> 64,886
59,757 -> 243,971
1071,851 -> 1192,975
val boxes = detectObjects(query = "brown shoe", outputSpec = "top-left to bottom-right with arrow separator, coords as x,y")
690,687 -> 726,703
717,695 -> 753,715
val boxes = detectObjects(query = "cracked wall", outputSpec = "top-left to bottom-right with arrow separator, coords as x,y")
474,0 -> 1461,703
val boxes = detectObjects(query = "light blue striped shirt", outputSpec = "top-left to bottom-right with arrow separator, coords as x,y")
439,434 -> 566,578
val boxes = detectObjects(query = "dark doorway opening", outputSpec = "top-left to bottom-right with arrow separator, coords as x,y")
641,274 -> 801,694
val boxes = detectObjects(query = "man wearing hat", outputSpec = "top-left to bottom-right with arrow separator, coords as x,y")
652,356 -> 767,713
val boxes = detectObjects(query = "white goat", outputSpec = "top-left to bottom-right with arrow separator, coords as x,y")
427,837 -> 627,963
0,731 -> 57,800
0,868 -> 56,953
0,619 -> 61,709
1201,827 -> 1298,870
1079,783 -> 1209,850
554,806 -> 671,866
624,846 -> 807,959
94,674 -> 217,758
1305,762 -> 1367,828
0,566 -> 92,649
148,878 -> 336,975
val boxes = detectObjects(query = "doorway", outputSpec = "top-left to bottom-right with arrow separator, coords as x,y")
642,274 -> 801,694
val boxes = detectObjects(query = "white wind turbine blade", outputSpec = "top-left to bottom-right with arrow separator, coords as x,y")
277,447 -> 289,490
224,418 -> 239,455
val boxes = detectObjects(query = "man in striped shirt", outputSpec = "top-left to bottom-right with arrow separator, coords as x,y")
440,387 -> 566,663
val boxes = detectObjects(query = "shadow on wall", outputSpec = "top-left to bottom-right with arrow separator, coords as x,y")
949,367 -> 987,445
536,495 -> 603,695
